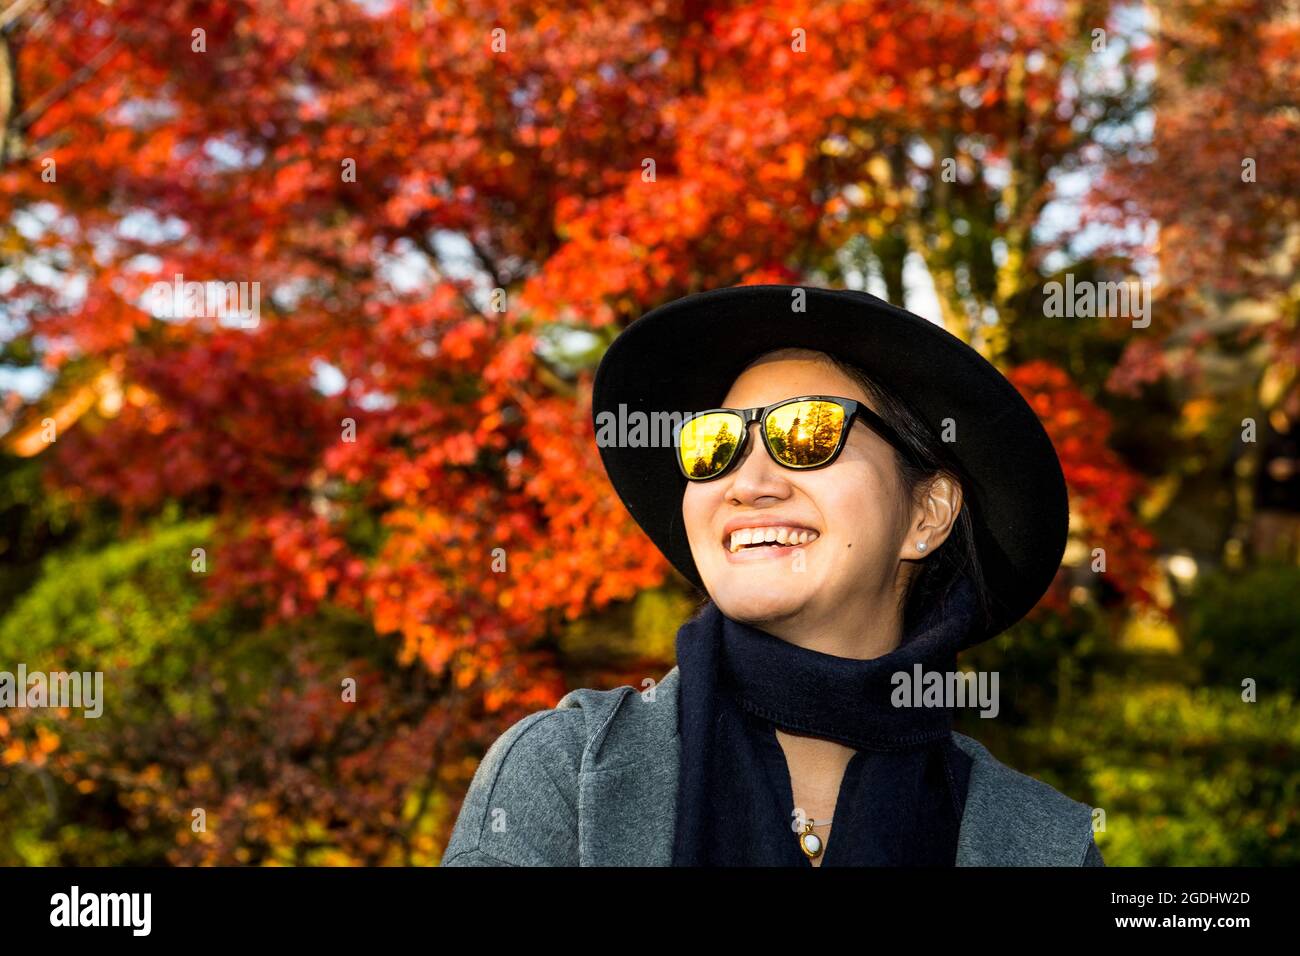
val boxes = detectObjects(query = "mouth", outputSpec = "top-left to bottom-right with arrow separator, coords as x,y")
722,525 -> 821,554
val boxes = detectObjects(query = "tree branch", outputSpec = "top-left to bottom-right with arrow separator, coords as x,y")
0,0 -> 42,32
12,35 -> 119,133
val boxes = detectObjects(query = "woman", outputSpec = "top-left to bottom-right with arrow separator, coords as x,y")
442,284 -> 1105,867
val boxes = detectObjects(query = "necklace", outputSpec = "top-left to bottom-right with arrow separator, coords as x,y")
797,818 -> 831,859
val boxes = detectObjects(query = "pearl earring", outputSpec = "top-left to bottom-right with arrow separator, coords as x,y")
916,541 -> 928,552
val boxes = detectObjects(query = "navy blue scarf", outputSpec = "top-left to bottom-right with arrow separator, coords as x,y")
670,574 -> 977,866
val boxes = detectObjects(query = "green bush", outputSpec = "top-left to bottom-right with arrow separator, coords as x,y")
0,520 -> 225,864
957,601 -> 1111,727
1,519 -> 219,702
1018,677 -> 1299,865
0,518 -> 444,866
1184,563 -> 1300,693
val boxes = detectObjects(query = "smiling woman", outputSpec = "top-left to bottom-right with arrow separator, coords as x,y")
672,346 -> 995,865
442,284 -> 1104,868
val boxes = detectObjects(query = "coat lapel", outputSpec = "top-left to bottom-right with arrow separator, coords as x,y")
577,668 -> 681,866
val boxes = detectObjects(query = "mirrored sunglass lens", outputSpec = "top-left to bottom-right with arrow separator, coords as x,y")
678,412 -> 743,478
764,401 -> 845,466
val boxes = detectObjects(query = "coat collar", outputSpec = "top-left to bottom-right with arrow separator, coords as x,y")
559,666 -> 1094,866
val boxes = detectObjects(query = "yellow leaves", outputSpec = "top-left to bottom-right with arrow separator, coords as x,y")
1179,397 -> 1218,437
1119,605 -> 1182,653
313,848 -> 356,867
1138,474 -> 1181,524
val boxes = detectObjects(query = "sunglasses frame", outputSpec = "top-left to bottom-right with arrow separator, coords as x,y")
673,394 -> 917,481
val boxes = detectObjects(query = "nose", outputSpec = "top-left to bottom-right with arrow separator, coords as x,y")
722,420 -> 790,505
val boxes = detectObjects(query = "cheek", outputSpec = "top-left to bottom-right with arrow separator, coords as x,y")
681,485 -> 713,545
816,466 -> 900,546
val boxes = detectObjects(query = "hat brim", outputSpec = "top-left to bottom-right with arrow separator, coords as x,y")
591,284 -> 1068,646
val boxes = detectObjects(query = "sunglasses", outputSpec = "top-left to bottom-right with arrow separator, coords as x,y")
673,395 -> 917,481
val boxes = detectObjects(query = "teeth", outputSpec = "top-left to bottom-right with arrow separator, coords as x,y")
727,527 -> 820,552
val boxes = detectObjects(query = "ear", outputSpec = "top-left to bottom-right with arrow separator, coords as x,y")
898,474 -> 963,560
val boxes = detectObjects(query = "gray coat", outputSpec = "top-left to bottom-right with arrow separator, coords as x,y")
442,665 -> 1106,866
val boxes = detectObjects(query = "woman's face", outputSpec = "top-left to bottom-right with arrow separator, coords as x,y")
681,349 -> 957,642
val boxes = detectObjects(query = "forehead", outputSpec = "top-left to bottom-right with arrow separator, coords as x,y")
719,349 -> 871,409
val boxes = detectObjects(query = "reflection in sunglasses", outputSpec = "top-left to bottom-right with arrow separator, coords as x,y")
678,400 -> 847,478
680,412 -> 741,477
765,401 -> 845,466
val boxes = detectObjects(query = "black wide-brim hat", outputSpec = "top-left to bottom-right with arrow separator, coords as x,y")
591,284 -> 1069,646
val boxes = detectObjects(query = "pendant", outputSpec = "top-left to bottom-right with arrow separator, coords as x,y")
798,822 -> 824,860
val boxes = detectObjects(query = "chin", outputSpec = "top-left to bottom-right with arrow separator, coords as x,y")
707,576 -> 814,625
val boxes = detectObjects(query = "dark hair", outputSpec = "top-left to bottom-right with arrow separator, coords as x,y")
823,353 -> 994,637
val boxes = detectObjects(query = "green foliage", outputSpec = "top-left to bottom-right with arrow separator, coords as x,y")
1183,562 -> 1300,693
558,584 -> 695,682
1,519 -> 221,864
955,585 -> 1298,866
958,601 -> 1110,727
0,516 -> 449,866
1,519 -> 215,677
1022,677 -> 1299,866
0,454 -> 90,613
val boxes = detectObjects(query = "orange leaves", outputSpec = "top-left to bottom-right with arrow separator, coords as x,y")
440,432 -> 479,466
1008,360 -> 1160,609
1,740 -> 24,766
439,318 -> 489,362
0,724 -> 61,768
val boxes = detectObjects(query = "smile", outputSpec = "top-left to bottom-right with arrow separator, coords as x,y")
722,525 -> 820,554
